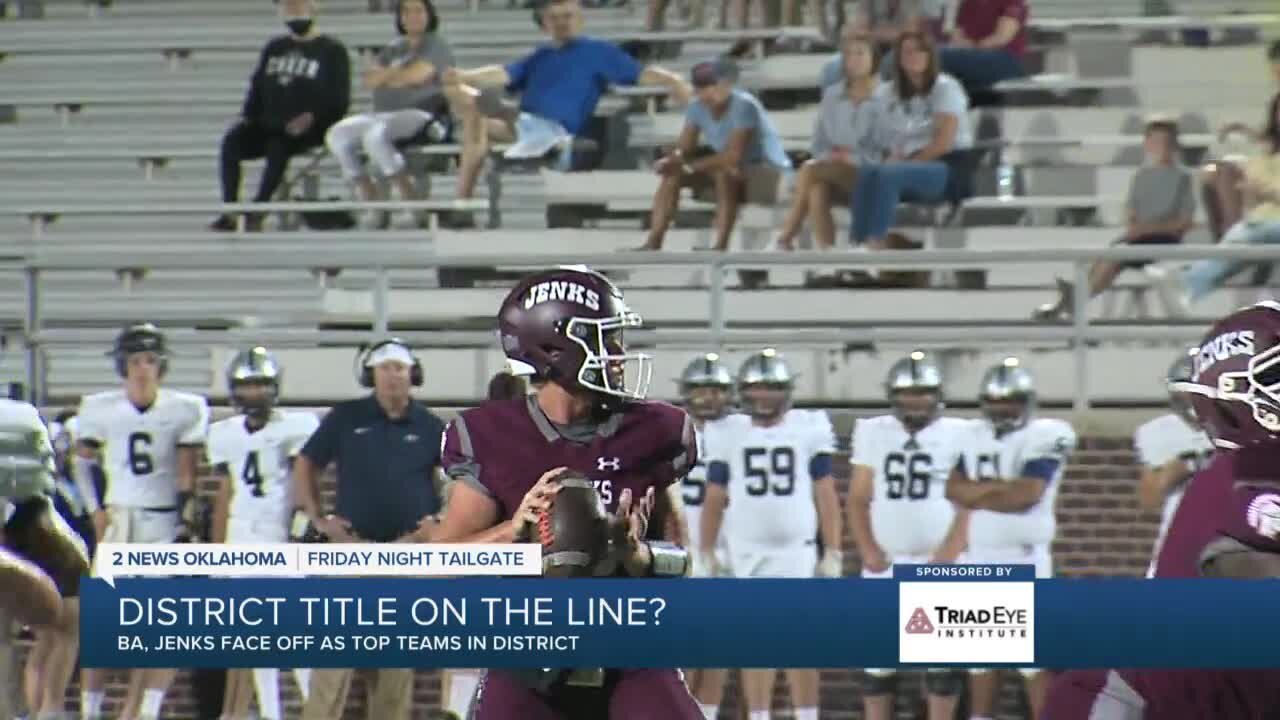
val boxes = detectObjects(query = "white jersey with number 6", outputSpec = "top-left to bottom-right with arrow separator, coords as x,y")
704,409 -> 835,551
852,415 -> 969,559
76,389 -> 209,509
1133,413 -> 1213,562
965,417 -> 1076,551
679,416 -> 732,564
208,410 -> 319,541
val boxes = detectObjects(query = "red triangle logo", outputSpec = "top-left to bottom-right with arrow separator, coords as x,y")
905,607 -> 934,634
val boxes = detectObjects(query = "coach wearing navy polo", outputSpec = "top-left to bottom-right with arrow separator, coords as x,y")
293,338 -> 445,720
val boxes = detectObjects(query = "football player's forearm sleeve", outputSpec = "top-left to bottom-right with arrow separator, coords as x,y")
706,461 -> 730,486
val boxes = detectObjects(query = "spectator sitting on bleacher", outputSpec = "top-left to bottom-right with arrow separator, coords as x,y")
1157,108 -> 1280,317
325,0 -> 453,230
818,1 -> 946,89
211,0 -> 351,232
939,0 -> 1027,99
639,57 -> 792,252
850,30 -> 970,249
1032,117 -> 1195,322
441,0 -> 690,223
775,31 -> 886,252
1202,40 -> 1280,241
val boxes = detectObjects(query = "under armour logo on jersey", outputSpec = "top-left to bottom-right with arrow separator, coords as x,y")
596,457 -> 621,471
903,437 -> 919,451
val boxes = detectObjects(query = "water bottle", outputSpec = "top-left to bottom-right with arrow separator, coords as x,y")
996,160 -> 1016,200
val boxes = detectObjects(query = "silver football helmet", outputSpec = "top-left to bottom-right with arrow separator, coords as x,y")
979,357 -> 1036,434
886,351 -> 943,432
227,347 -> 282,421
737,348 -> 794,420
1167,346 -> 1198,426
678,352 -> 734,421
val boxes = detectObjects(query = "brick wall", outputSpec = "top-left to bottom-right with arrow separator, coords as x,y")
10,437 -> 1153,719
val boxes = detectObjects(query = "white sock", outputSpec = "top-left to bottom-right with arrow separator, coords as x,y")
796,708 -> 819,720
253,668 -> 282,719
971,716 -> 996,720
293,667 -> 313,701
81,690 -> 105,719
698,703 -> 719,719
447,669 -> 482,715
748,711 -> 770,720
139,689 -> 166,719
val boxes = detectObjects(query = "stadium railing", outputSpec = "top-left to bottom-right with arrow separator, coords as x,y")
12,244 -> 1280,409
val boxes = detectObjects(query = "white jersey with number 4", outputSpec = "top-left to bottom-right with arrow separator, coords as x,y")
704,409 -> 835,551
966,417 -> 1076,551
853,415 -> 969,559
208,410 -> 319,540
76,389 -> 209,508
679,415 -> 733,561
1133,413 -> 1213,560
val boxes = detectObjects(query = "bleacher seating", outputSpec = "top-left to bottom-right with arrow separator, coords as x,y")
1,2 -> 1279,716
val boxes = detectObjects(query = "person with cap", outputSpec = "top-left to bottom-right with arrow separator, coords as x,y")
641,56 -> 792,253
441,0 -> 690,212
292,338 -> 447,720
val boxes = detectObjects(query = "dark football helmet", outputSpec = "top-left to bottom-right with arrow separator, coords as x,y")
678,352 -> 734,421
498,266 -> 650,403
226,347 -> 282,422
979,357 -> 1035,434
1166,346 -> 1199,427
886,350 -> 942,432
737,348 -> 794,420
1174,300 -> 1280,449
109,323 -> 167,378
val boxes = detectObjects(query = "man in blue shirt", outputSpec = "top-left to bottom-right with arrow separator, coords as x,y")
642,57 -> 792,252
442,0 -> 690,204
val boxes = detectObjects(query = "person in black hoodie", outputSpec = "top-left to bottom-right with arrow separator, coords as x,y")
211,0 -> 351,232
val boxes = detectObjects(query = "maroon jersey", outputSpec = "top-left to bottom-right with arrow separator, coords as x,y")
442,396 -> 696,520
1115,448 -> 1280,718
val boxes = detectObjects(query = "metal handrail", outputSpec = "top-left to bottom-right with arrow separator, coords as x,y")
17,243 -> 1280,410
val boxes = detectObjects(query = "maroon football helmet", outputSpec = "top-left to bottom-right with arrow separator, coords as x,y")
497,266 -> 651,401
1174,300 -> 1280,449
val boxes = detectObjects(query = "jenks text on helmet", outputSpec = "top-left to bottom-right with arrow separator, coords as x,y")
523,281 -> 601,312
1194,330 -> 1255,380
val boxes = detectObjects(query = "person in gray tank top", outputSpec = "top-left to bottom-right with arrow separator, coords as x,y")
1033,117 -> 1196,321
325,0 -> 455,229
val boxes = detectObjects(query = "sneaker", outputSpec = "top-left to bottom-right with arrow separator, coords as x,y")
209,214 -> 236,232
1146,265 -> 1189,318
1031,277 -> 1073,321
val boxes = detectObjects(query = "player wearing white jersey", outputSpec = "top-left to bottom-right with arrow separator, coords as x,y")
74,324 -> 209,720
847,352 -> 969,720
208,348 -> 315,720
701,349 -> 841,720
946,358 -> 1076,720
673,353 -> 736,720
1134,350 -> 1213,577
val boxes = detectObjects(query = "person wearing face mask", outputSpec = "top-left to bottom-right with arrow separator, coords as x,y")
292,339 -> 446,720
211,0 -> 351,232
845,351 -> 971,720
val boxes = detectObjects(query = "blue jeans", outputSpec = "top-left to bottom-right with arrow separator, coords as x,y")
850,162 -> 949,243
939,47 -> 1026,91
1183,219 -> 1280,302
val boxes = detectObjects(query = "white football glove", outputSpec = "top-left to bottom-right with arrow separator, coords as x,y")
816,549 -> 844,578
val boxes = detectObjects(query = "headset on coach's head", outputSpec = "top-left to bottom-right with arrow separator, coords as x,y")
354,338 -> 424,388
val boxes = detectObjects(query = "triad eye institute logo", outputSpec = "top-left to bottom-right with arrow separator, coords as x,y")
903,605 -> 1029,638
898,580 -> 1035,664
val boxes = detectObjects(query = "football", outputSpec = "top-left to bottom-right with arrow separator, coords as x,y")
536,471 -> 611,578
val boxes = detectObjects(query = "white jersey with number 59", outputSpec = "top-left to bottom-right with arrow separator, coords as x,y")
852,415 -> 969,558
208,410 -> 319,537
76,389 -> 209,508
966,417 -> 1076,550
704,409 -> 835,551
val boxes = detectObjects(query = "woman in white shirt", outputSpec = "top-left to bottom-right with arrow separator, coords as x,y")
851,30 -> 972,248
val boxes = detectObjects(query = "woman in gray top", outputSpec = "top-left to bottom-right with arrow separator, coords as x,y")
776,30 -> 887,251
324,0 -> 454,228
